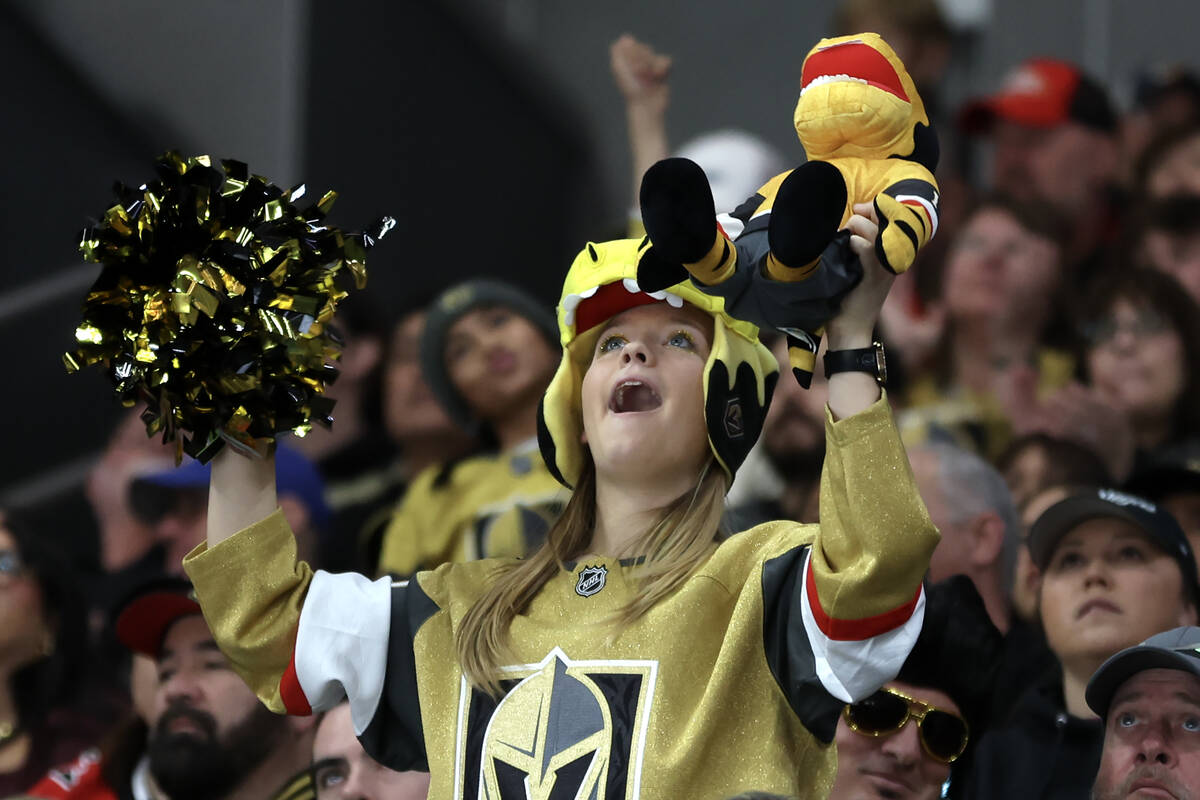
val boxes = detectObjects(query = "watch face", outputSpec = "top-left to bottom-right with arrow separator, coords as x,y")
874,342 -> 887,386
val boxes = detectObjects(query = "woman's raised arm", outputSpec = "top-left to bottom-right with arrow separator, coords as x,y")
207,446 -> 278,548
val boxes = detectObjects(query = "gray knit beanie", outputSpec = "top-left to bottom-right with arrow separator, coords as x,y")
419,279 -> 559,432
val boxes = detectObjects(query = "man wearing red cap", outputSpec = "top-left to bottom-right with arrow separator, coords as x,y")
24,580 -> 315,800
960,58 -> 1120,275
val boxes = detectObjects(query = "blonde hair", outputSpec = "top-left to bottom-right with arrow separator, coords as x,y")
457,457 -> 728,695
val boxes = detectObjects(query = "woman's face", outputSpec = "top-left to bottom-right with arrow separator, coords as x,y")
1085,298 -> 1186,424
0,526 -> 48,671
580,302 -> 713,483
1039,518 -> 1195,667
941,207 -> 1060,326
444,306 -> 558,426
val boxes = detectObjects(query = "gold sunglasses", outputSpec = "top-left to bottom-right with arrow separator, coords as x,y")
842,686 -> 970,764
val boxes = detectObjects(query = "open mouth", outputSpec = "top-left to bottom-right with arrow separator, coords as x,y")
610,380 -> 662,413
800,39 -> 908,101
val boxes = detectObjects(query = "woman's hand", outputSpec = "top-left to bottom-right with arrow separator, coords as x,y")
827,203 -> 896,351
826,203 -> 896,419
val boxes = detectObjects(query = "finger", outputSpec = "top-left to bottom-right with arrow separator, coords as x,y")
852,202 -> 879,224
844,213 -> 878,242
848,234 -> 871,259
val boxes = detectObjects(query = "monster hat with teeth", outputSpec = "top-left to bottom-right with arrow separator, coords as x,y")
537,238 -> 779,489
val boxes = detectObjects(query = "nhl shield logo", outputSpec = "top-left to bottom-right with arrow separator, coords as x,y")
575,564 -> 608,597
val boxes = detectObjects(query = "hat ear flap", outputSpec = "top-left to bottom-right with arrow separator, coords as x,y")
537,355 -> 584,489
703,321 -> 779,482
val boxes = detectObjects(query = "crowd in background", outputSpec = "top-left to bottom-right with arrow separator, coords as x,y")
4,0 -> 1200,798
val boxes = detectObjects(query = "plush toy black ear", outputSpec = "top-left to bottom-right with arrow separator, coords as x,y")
640,157 -> 718,264
897,122 -> 940,173
768,160 -> 847,269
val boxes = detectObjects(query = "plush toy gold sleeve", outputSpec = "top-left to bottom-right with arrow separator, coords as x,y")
639,32 -> 939,387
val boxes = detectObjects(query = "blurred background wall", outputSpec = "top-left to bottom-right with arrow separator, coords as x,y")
3,0 -> 1198,550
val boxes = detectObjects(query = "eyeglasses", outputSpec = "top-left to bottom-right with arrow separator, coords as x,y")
1081,310 -> 1170,346
0,549 -> 26,585
842,686 -> 970,764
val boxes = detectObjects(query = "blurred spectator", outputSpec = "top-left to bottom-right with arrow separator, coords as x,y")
609,33 -> 787,232
84,410 -> 175,575
830,577 -> 1001,800
354,305 -> 478,571
1133,123 -> 1200,200
960,58 -> 1120,277
311,702 -> 428,800
27,578 -> 315,800
968,487 -> 1199,798
289,295 -> 396,572
1121,67 -> 1200,187
1125,441 -> 1200,556
726,334 -> 827,528
907,442 -> 1017,634
376,280 -> 565,577
1131,193 -> 1200,305
0,514 -> 110,794
997,433 -> 1113,514
129,444 -> 329,574
896,195 -> 1071,459
1075,267 -> 1200,476
907,441 -> 1058,725
1085,626 -> 1200,799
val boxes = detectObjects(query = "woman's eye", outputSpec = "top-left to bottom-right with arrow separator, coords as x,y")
1183,716 -> 1200,733
1115,545 -> 1146,563
1052,551 -> 1084,571
317,769 -> 345,789
598,334 -> 626,353
667,330 -> 695,349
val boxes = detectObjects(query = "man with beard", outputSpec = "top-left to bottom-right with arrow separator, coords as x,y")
1087,626 -> 1200,799
24,579 -> 315,800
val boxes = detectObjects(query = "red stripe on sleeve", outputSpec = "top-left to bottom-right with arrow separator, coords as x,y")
899,199 -> 932,224
805,562 -> 922,641
279,653 -> 313,715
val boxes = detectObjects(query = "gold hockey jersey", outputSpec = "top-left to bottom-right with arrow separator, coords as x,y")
376,441 -> 567,577
185,395 -> 938,799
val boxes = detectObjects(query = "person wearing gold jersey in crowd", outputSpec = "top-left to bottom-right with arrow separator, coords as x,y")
376,280 -> 566,577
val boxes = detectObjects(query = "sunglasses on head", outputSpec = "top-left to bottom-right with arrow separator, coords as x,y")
843,686 -> 970,764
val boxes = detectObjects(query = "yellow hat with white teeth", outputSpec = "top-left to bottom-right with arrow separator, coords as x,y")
537,238 -> 779,489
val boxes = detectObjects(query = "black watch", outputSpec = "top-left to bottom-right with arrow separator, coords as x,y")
823,341 -> 887,386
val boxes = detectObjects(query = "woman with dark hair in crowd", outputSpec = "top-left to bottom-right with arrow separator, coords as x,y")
894,194 -> 1074,459
1076,266 -> 1200,473
0,512 -> 109,794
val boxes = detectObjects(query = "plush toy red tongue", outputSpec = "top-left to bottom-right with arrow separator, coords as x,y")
801,39 -> 909,101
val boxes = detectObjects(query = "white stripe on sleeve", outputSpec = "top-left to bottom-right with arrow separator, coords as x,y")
294,570 -> 392,735
799,550 -> 927,703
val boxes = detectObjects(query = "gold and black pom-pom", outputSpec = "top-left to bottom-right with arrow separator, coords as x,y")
64,151 -> 394,462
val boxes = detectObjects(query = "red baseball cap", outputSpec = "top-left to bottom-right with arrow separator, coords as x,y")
114,577 -> 203,657
960,58 -> 1116,134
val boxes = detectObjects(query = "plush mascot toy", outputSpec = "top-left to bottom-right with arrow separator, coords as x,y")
638,32 -> 940,387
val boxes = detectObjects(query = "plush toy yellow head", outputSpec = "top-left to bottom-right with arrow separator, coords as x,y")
794,32 -> 930,163
537,238 -> 779,489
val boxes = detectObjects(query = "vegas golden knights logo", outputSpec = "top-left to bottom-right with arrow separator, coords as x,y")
453,648 -> 657,800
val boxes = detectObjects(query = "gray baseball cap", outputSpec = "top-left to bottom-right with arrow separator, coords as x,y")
1086,626 -> 1200,719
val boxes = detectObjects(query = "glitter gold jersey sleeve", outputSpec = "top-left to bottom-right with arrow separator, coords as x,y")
184,393 -> 937,798
376,447 -> 566,578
